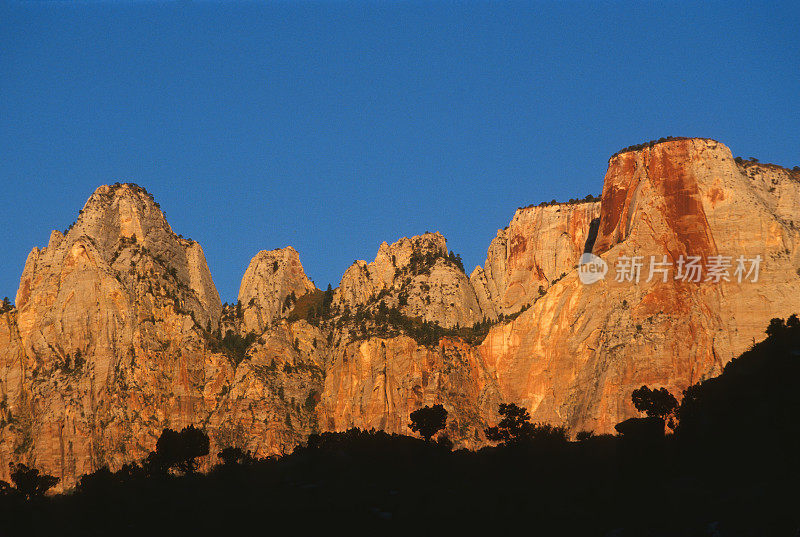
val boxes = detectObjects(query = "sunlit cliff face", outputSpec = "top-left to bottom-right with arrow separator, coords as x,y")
1,139 -> 799,489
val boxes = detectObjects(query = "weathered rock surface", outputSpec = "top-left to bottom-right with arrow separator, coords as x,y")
318,336 -> 500,449
0,184 -> 229,489
478,139 -> 800,433
238,247 -> 317,334
470,201 -> 601,319
335,233 -> 482,329
1,140 -> 798,489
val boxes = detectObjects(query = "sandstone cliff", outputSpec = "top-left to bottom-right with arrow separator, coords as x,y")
238,247 -> 317,334
1,140 -> 798,489
470,200 -> 601,319
478,139 -> 800,433
0,184 -> 229,489
335,233 -> 483,329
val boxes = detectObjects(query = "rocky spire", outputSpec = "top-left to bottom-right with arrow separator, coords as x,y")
237,246 -> 317,334
334,232 -> 483,329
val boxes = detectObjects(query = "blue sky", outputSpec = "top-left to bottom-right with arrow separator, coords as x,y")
1,1 -> 798,302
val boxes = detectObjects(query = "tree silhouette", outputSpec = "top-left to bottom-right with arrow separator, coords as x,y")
155,425 -> 210,474
765,317 -> 787,338
322,284 -> 334,316
485,403 -> 532,446
9,463 -> 59,500
218,447 -> 255,467
631,386 -> 678,423
409,404 -> 448,442
485,403 -> 568,447
631,386 -> 679,430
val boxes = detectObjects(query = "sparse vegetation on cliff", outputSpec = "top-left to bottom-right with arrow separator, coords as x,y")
734,155 -> 800,178
340,300 -> 531,347
209,329 -> 258,366
609,136 -> 709,159
519,193 -> 601,210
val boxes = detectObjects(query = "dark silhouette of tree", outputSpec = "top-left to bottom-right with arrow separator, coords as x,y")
765,317 -> 787,338
155,425 -> 210,474
631,386 -> 678,427
77,466 -> 115,495
409,404 -> 448,442
218,447 -> 254,467
485,403 -> 531,446
9,463 -> 59,500
676,313 -> 800,473
485,404 -> 568,447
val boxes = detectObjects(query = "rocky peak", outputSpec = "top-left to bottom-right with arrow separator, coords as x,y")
1,183 -> 230,489
733,159 -> 800,230
64,183 -> 172,254
2,142 -> 799,491
477,137 -> 800,434
237,247 -> 317,334
471,200 -> 601,319
15,183 -> 223,354
333,232 -> 481,328
594,138 -> 728,257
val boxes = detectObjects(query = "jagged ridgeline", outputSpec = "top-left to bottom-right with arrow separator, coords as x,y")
1,137 -> 800,489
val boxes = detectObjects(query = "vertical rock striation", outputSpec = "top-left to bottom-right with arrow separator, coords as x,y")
1,139 -> 799,488
470,201 -> 601,319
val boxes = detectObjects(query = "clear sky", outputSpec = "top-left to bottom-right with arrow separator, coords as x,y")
1,1 -> 798,302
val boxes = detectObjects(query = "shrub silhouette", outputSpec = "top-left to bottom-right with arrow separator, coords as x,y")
409,404 -> 448,442
485,403 -> 531,446
9,463 -> 59,500
218,447 -> 256,467
631,385 -> 678,429
485,403 -> 568,448
154,425 -> 210,474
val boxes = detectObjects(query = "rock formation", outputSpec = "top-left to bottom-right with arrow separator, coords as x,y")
238,247 -> 317,334
478,139 -> 800,433
1,139 -> 798,489
335,233 -> 482,329
470,200 -> 601,319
